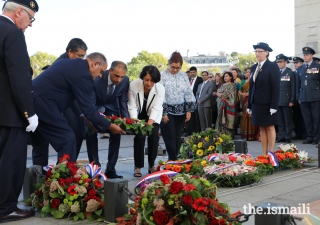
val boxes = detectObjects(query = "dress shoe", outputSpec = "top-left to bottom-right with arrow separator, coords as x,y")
285,139 -> 291,143
105,172 -> 123,179
302,139 -> 313,144
300,136 -> 307,140
275,138 -> 285,143
0,208 -> 35,222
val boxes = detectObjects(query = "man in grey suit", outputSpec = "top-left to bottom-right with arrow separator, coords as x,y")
196,71 -> 215,130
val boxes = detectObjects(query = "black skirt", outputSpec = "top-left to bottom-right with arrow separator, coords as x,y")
252,103 -> 278,126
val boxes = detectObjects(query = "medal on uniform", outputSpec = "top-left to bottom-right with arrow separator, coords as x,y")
305,80 -> 307,85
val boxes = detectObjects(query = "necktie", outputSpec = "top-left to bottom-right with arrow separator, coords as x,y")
107,84 -> 115,95
190,78 -> 194,85
280,70 -> 282,74
199,82 -> 205,97
306,64 -> 309,71
253,63 -> 261,82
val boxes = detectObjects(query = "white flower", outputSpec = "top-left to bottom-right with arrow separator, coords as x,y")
277,144 -> 292,152
173,177 -> 187,185
298,151 -> 309,161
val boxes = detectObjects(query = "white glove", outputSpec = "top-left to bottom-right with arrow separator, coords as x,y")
270,109 -> 277,115
26,114 -> 39,132
246,109 -> 252,115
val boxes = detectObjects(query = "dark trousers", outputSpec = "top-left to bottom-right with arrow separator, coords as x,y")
30,96 -> 77,172
160,114 -> 185,160
85,109 -> 120,174
186,110 -> 200,135
300,101 -> 320,141
277,106 -> 293,140
292,103 -> 307,138
134,123 -> 159,168
0,127 -> 28,217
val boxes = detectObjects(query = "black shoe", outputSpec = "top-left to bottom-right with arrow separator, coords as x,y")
302,139 -> 313,144
292,136 -> 301,140
285,139 -> 291,143
300,136 -> 307,140
0,208 -> 35,223
105,172 -> 123,179
312,141 -> 318,145
275,138 -> 285,143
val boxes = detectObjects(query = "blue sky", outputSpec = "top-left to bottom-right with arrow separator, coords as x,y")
23,0 -> 294,64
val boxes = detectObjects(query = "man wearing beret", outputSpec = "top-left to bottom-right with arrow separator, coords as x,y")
296,47 -> 320,145
0,0 -> 39,222
292,57 -> 307,140
275,54 -> 295,143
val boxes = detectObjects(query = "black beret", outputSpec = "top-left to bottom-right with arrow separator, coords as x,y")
302,46 -> 315,55
292,57 -> 304,63
253,42 -> 273,52
275,54 -> 291,62
313,57 -> 320,63
4,0 -> 39,12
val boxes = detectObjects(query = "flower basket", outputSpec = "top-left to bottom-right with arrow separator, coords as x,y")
180,128 -> 234,159
113,173 -> 243,225
25,154 -> 106,222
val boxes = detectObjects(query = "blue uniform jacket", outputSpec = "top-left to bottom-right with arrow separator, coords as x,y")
32,58 -> 111,131
278,68 -> 295,106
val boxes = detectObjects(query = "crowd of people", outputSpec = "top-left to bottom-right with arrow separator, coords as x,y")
1,0 -> 320,222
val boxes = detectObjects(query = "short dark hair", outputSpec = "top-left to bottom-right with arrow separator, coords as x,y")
190,66 -> 197,72
231,68 -> 241,74
66,38 -> 88,53
168,51 -> 183,65
140,65 -> 161,83
110,61 -> 127,71
244,67 -> 251,72
201,71 -> 209,76
222,71 -> 234,83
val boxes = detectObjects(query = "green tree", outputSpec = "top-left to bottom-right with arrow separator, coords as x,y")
30,51 -> 57,78
127,50 -> 189,81
207,67 -> 221,74
237,52 -> 257,72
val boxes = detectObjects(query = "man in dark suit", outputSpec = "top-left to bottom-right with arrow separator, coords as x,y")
187,66 -> 203,135
32,38 -> 88,169
275,54 -> 295,143
196,71 -> 215,130
85,61 -> 129,179
292,57 -> 307,140
0,0 -> 39,221
30,53 -> 126,169
296,47 -> 320,145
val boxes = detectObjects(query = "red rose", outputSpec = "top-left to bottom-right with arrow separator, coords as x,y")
83,178 -> 91,183
111,116 -> 118,120
45,169 -> 52,179
192,198 -> 210,211
182,195 -> 193,206
94,179 -> 103,189
67,185 -> 77,196
70,168 -> 78,176
51,198 -> 60,209
159,174 -> 170,185
35,190 -> 42,197
64,178 -> 73,185
66,162 -> 76,169
153,210 -> 169,225
170,181 -> 183,194
126,118 -> 133,125
88,189 -> 97,196
183,184 -> 196,192
58,154 -> 70,163
73,178 -> 80,183
84,195 -> 101,203
155,189 -> 161,195
208,218 -> 227,225
229,155 -> 236,162
58,178 -> 65,187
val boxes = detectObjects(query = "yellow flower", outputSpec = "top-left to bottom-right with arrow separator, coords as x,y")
197,142 -> 203,148
215,142 -> 220,146
196,150 -> 204,156
205,136 -> 209,142
201,160 -> 207,166
218,137 -> 223,143
198,136 -> 201,138
208,145 -> 215,151
192,144 -> 197,149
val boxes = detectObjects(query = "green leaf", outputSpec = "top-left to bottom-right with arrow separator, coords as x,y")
96,218 -> 104,222
76,212 -> 84,220
41,205 -> 51,213
40,212 -> 46,218
51,208 -> 65,219
50,191 -> 62,199
87,214 -> 95,221
59,164 -> 67,172
73,215 -> 78,221
94,209 -> 102,216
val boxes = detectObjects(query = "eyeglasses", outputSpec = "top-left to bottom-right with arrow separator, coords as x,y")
254,50 -> 266,53
23,9 -> 35,23
170,65 -> 181,71
208,76 -> 213,78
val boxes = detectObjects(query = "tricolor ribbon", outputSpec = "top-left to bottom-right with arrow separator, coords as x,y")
268,151 -> 279,167
206,163 -> 238,174
207,153 -> 219,162
86,163 -> 107,180
166,159 -> 193,165
135,170 -> 178,188
43,164 -> 54,171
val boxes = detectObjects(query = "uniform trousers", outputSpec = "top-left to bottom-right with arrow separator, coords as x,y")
160,114 -> 185,160
277,106 -> 293,140
134,123 -> 160,168
0,127 -> 28,217
300,101 -> 320,141
292,103 -> 307,138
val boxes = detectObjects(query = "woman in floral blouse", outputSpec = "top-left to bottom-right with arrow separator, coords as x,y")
160,51 -> 196,160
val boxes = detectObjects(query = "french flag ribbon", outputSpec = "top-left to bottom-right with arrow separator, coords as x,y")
207,153 -> 219,162
135,170 -> 178,188
228,153 -> 241,156
166,159 -> 193,165
207,163 -> 238,174
86,163 -> 107,180
43,164 -> 54,171
268,151 -> 279,167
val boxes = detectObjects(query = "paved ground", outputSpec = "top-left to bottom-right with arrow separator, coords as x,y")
6,134 -> 320,224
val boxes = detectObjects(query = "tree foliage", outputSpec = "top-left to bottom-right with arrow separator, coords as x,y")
237,52 -> 257,72
30,51 -> 57,79
127,50 -> 189,81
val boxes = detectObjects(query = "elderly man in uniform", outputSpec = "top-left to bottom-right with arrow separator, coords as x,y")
275,54 -> 295,143
30,53 -> 126,170
0,0 -> 39,222
296,47 -> 320,145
